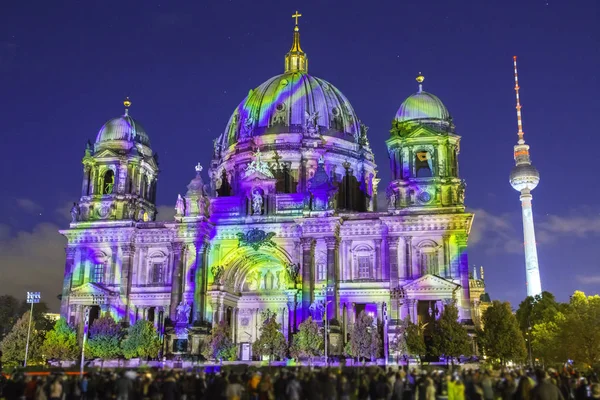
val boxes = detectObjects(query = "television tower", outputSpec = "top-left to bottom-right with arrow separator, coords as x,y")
509,56 -> 542,297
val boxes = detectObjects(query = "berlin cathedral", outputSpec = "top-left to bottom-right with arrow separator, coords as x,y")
60,17 -> 488,359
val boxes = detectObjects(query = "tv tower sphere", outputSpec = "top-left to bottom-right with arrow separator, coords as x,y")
510,161 -> 539,192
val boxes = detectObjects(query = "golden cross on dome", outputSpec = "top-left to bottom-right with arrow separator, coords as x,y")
292,11 -> 302,26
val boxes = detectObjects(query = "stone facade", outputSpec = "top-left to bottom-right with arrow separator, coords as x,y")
60,24 -> 486,359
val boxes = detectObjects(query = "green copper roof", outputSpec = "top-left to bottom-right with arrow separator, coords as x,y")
395,91 -> 450,124
95,115 -> 151,147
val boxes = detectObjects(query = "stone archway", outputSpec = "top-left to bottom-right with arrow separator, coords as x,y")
209,245 -> 296,344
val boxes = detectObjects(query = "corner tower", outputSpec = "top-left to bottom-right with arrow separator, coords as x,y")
73,98 -> 159,223
386,75 -> 465,212
509,56 -> 542,297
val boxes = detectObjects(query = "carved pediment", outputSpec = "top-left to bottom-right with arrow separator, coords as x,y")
93,149 -> 120,158
406,126 -> 439,139
70,282 -> 117,300
402,274 -> 459,293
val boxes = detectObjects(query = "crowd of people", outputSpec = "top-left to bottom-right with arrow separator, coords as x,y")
0,366 -> 598,400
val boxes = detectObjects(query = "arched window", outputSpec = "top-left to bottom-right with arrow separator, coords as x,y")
352,245 -> 374,281
103,170 -> 115,194
415,151 -> 433,178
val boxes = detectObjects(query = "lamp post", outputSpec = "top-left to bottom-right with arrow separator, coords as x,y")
80,294 -> 101,375
24,292 -> 41,367
320,284 -> 333,365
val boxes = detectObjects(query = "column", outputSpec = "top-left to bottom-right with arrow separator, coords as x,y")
60,247 -> 76,317
232,308 -> 238,344
405,236 -> 413,279
325,237 -> 337,319
169,243 -> 185,320
110,245 -> 118,285
121,245 -> 135,323
381,237 -> 389,280
81,165 -> 91,196
142,307 -> 148,320
196,243 -> 207,323
342,303 -> 347,342
456,234 -> 472,319
443,235 -> 451,278
301,238 -> 314,320
374,239 -> 382,280
287,300 -> 295,338
389,238 -> 399,286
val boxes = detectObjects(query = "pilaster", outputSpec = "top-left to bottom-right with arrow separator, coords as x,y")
325,236 -> 338,319
389,237 -> 399,286
456,234 -> 472,320
169,242 -> 185,320
300,238 -> 314,320
405,236 -> 413,279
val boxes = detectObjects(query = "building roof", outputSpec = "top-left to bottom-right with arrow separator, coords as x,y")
95,114 -> 151,147
395,90 -> 451,125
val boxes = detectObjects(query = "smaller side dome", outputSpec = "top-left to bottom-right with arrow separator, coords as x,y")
96,115 -> 151,146
395,91 -> 450,124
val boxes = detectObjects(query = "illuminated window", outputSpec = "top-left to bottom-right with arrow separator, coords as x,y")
357,256 -> 371,279
151,263 -> 164,284
415,151 -> 433,178
317,263 -> 327,281
92,264 -> 104,283
103,170 -> 115,194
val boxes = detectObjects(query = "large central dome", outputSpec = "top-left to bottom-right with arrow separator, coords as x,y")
221,71 -> 361,147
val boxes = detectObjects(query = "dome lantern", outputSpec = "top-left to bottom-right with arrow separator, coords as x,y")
284,11 -> 308,73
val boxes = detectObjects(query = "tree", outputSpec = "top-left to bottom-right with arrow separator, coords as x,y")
86,315 -> 123,363
530,312 -> 567,365
479,301 -> 526,365
516,291 -> 562,334
347,311 -> 381,362
430,302 -> 472,365
252,311 -> 287,362
203,321 -> 237,361
290,317 -> 323,362
41,318 -> 79,362
404,318 -> 427,362
560,291 -> 600,368
121,320 -> 161,360
0,311 -> 45,367
0,296 -> 52,340
0,295 -> 22,340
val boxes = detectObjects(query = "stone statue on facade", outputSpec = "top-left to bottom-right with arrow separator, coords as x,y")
457,180 -> 466,204
211,265 -> 225,285
285,262 -> 300,284
212,139 -> 222,159
175,194 -> 185,216
70,202 -> 80,222
252,189 -> 263,215
309,301 -> 325,322
137,208 -> 145,222
127,200 -> 136,220
359,122 -> 370,147
387,191 -> 396,208
242,116 -> 254,139
176,301 -> 191,324
304,110 -> 320,136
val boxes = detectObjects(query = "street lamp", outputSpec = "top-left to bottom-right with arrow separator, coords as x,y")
80,294 -> 101,375
24,292 -> 41,367
320,284 -> 334,365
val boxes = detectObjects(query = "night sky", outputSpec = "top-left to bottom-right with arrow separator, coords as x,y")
1,0 -> 598,311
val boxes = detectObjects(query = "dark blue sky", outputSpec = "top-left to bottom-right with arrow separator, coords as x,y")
1,0 -> 598,311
